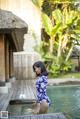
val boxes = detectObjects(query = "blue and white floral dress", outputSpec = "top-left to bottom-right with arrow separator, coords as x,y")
36,75 -> 51,106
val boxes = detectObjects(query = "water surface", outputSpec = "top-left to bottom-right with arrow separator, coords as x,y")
47,85 -> 80,119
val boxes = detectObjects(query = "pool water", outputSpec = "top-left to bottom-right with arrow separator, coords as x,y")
47,85 -> 80,119
7,85 -> 80,119
7,103 -> 33,116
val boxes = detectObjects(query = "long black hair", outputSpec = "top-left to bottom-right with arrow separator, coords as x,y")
33,61 -> 48,76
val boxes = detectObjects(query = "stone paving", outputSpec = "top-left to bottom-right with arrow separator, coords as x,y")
48,78 -> 80,85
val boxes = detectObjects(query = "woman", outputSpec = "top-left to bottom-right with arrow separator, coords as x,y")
32,61 -> 51,114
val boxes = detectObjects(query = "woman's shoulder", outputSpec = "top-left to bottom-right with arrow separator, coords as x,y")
40,75 -> 48,83
37,75 -> 48,82
37,76 -> 44,82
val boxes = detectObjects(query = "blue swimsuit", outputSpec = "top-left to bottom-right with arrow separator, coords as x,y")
36,75 -> 51,106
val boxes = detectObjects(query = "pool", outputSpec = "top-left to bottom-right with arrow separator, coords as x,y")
7,100 -> 35,116
47,85 -> 80,119
7,85 -> 80,119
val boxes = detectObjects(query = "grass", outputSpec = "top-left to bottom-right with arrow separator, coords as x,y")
49,72 -> 80,79
59,72 -> 80,79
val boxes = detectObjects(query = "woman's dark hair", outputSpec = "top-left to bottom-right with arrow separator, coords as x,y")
33,61 -> 48,76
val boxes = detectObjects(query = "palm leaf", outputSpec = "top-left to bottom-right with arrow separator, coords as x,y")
73,30 -> 80,34
31,0 -> 44,8
51,22 -> 61,36
52,9 -> 62,24
41,13 -> 53,36
38,0 -> 44,8
66,10 -> 78,26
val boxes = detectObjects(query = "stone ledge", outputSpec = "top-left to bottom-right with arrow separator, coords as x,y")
6,82 -> 11,88
48,78 -> 80,86
0,86 -> 8,93
0,81 -> 5,86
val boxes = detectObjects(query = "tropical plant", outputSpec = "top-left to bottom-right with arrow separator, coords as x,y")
32,0 -> 80,77
31,0 -> 44,8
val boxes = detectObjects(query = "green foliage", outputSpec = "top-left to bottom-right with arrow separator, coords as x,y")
42,13 -> 53,36
42,54 -> 72,78
33,0 -> 80,78
49,63 -> 61,77
52,9 -> 62,24
31,0 -> 44,8
61,60 -> 73,72
61,72 -> 80,79
42,12 -> 61,37
48,0 -> 79,3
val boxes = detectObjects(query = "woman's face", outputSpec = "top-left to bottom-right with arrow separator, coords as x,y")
34,66 -> 41,75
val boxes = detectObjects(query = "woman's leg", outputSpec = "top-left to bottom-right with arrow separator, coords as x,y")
32,102 -> 40,114
39,100 -> 49,114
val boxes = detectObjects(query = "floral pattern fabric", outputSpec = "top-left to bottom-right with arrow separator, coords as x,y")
36,75 -> 51,106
